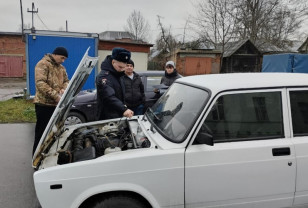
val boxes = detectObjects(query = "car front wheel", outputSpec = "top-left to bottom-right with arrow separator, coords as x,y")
65,112 -> 86,126
90,194 -> 150,208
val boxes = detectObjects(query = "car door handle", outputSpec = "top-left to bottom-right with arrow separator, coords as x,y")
272,147 -> 291,156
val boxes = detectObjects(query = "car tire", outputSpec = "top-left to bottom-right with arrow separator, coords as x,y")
90,194 -> 150,208
65,112 -> 86,126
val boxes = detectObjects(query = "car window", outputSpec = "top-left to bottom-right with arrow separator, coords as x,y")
200,91 -> 284,143
146,76 -> 162,91
289,90 -> 308,136
146,83 -> 209,143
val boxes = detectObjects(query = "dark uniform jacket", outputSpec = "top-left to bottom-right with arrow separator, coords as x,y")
96,56 -> 127,120
161,68 -> 182,86
123,72 -> 145,109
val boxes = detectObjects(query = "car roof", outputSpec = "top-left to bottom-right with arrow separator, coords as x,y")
137,70 -> 164,76
177,73 -> 308,94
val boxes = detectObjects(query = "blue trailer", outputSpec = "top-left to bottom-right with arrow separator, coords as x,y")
262,53 -> 308,73
25,30 -> 98,96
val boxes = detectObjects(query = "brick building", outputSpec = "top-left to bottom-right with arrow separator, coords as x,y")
0,32 -> 26,77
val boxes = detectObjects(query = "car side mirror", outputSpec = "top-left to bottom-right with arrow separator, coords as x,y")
194,132 -> 214,146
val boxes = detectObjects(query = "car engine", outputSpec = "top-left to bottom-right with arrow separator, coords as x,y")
57,119 -> 151,165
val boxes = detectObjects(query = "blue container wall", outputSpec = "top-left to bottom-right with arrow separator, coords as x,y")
27,34 -> 97,96
262,54 -> 294,73
262,53 -> 308,73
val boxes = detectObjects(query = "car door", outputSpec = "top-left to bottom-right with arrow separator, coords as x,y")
288,88 -> 308,206
185,89 -> 296,208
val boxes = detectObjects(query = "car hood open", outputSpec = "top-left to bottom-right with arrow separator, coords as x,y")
32,48 -> 98,168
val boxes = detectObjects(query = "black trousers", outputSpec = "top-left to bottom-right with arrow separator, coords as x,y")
32,104 -> 56,156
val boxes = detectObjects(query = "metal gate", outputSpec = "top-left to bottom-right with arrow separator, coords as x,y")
0,55 -> 23,77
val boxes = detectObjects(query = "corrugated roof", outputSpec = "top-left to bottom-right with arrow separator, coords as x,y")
298,37 -> 308,52
254,40 -> 284,53
0,31 -> 22,36
99,31 -> 134,40
221,39 -> 251,57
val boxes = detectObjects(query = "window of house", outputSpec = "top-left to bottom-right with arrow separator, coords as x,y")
201,91 -> 284,143
289,90 -> 308,136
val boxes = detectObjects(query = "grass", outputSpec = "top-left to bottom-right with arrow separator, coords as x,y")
0,98 -> 36,123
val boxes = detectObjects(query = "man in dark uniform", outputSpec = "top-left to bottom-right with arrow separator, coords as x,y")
96,47 -> 134,120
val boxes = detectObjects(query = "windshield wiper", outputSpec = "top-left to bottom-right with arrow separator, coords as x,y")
154,102 -> 183,120
148,107 -> 162,121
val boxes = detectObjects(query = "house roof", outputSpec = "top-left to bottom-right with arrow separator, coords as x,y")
221,39 -> 260,57
0,31 -> 22,36
298,37 -> 308,52
254,40 -> 284,54
222,39 -> 248,57
286,40 -> 302,52
99,31 -> 134,40
98,31 -> 153,46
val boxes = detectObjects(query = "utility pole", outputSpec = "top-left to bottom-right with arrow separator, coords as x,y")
27,2 -> 38,32
19,0 -> 25,41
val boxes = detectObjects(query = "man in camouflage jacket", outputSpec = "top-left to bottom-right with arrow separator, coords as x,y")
32,46 -> 69,156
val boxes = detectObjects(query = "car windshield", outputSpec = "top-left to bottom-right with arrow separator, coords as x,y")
145,83 -> 209,143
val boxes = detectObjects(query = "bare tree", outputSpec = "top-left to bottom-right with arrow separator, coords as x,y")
156,15 -> 181,53
232,0 -> 308,48
193,0 -> 236,50
151,16 -> 181,69
192,0 -> 236,72
125,10 -> 150,42
192,0 -> 308,50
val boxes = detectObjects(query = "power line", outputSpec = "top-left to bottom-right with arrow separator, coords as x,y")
36,13 -> 49,30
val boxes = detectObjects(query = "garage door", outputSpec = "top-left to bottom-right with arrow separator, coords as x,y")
0,55 -> 23,77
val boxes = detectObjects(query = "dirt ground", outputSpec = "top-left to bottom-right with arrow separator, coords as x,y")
0,77 -> 27,89
0,78 -> 27,101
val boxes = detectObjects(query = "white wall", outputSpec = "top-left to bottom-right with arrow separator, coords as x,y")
98,50 -> 148,73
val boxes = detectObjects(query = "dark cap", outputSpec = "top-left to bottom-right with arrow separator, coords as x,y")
52,47 -> 68,58
111,47 -> 131,63
127,59 -> 134,67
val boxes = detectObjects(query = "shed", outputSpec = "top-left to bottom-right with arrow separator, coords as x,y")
168,48 -> 221,76
221,39 -> 261,73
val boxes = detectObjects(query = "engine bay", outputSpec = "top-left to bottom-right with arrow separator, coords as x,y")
53,119 -> 151,165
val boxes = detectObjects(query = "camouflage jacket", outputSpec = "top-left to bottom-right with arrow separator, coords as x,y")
33,54 -> 69,106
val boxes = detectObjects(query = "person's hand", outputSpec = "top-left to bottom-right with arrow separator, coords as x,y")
56,95 -> 61,103
154,88 -> 160,93
59,89 -> 65,95
123,109 -> 134,118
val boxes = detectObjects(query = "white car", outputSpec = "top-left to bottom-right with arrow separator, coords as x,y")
33,51 -> 308,208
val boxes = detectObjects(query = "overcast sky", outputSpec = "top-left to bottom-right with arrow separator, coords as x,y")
1,0 -> 198,43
